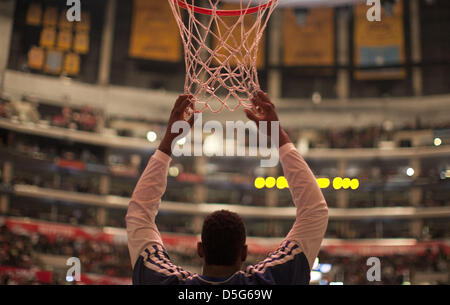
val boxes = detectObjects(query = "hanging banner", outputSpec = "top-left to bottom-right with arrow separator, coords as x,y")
28,46 -> 45,70
59,10 -> 73,30
74,31 -> 90,54
43,6 -> 58,27
63,53 -> 81,75
283,8 -> 335,66
354,0 -> 406,80
75,11 -> 91,32
212,3 -> 265,69
26,3 -> 42,26
57,29 -> 73,51
129,0 -> 181,62
40,27 -> 56,48
44,49 -> 63,74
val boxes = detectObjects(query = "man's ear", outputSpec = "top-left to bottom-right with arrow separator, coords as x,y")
197,241 -> 204,258
241,244 -> 248,262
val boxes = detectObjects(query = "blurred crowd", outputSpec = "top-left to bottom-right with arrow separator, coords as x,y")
0,224 -> 131,285
1,220 -> 448,285
0,97 -> 99,132
318,248 -> 449,285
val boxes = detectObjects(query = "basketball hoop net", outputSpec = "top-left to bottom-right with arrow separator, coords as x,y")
168,0 -> 278,113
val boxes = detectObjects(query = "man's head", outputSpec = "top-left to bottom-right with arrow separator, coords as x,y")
197,210 -> 247,268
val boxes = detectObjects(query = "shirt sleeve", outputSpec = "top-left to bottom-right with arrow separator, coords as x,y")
125,150 -> 171,268
279,143 -> 329,270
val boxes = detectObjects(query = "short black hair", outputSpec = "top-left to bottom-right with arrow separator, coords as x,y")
201,210 -> 246,266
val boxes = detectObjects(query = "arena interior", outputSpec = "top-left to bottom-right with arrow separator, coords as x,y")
0,0 -> 449,285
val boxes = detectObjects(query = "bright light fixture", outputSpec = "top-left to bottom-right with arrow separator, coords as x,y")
333,177 -> 343,190
406,168 -> 415,177
168,166 -> 179,177
146,131 -> 157,142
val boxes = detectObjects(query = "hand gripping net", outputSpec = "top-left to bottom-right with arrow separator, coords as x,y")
168,0 -> 278,113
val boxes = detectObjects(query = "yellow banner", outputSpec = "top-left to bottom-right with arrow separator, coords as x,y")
26,3 -> 42,26
212,3 -> 265,69
75,12 -> 91,32
354,0 -> 406,80
59,10 -> 73,30
40,27 -> 56,48
43,7 -> 58,27
28,46 -> 45,70
283,8 -> 335,66
64,53 -> 81,76
129,0 -> 181,62
57,30 -> 73,51
74,31 -> 90,54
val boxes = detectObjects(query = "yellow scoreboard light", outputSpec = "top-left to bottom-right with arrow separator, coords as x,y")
332,177 -> 343,190
265,177 -> 276,189
350,178 -> 360,190
276,176 -> 289,189
342,178 -> 351,189
254,177 -> 265,189
317,178 -> 330,189
254,176 -> 360,190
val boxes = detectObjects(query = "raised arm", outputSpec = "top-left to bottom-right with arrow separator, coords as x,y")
126,95 -> 193,268
245,91 -> 328,270
279,143 -> 328,270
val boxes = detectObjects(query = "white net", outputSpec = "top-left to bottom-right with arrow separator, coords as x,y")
168,0 -> 278,113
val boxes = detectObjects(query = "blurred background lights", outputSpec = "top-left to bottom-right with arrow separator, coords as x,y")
254,177 -> 265,189
440,169 -> 450,180
317,178 -> 330,189
319,263 -> 332,273
146,131 -> 157,142
276,176 -> 289,189
312,91 -> 322,104
310,271 -> 322,281
313,257 -> 320,270
342,178 -> 351,189
350,179 -> 360,190
333,177 -> 343,190
255,176 -> 360,190
265,177 -> 276,189
406,167 -> 415,177
433,137 -> 442,146
203,134 -> 223,155
168,166 -> 179,177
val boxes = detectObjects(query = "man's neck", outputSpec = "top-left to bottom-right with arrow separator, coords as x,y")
202,264 -> 240,279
